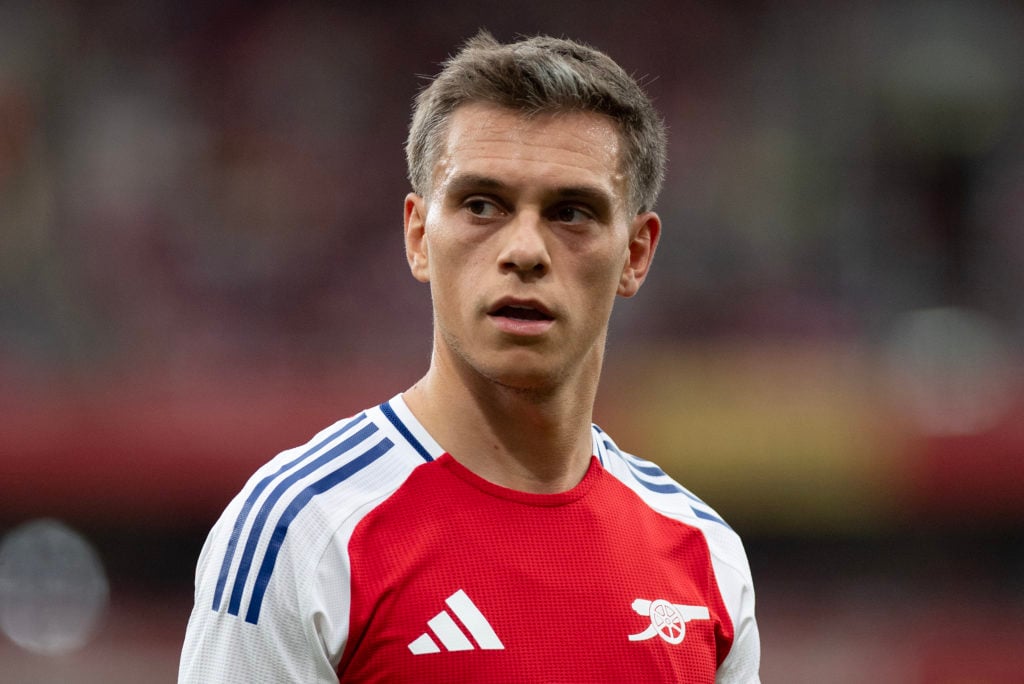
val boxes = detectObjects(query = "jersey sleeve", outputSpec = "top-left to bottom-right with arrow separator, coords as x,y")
704,521 -> 760,684
178,489 -> 344,683
593,430 -> 762,682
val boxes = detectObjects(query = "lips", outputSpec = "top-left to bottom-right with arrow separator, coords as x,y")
487,300 -> 554,321
490,304 -> 553,321
486,299 -> 556,336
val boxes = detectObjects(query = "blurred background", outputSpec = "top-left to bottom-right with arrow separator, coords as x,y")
2,0 -> 1023,681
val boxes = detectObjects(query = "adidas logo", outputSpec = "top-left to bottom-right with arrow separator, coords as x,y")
407,589 -> 505,654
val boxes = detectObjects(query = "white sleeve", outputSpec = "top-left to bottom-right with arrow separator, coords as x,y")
178,495 -> 341,684
709,526 -> 761,684
714,571 -> 760,683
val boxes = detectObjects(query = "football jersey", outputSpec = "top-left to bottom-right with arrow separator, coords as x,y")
179,395 -> 760,683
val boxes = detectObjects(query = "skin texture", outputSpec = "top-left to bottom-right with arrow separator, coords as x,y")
403,102 -> 661,493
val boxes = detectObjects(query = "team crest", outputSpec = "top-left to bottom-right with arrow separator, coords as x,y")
628,598 -> 710,644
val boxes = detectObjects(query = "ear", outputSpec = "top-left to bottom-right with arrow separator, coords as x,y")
617,211 -> 661,298
404,193 -> 430,283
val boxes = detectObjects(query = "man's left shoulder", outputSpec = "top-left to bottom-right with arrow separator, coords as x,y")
592,426 -> 745,550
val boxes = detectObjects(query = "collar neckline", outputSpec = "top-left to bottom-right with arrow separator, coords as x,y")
435,452 -> 603,507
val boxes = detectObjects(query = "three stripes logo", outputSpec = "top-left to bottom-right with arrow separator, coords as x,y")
408,589 -> 504,654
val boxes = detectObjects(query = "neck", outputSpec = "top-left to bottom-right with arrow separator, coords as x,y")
403,348 -> 601,494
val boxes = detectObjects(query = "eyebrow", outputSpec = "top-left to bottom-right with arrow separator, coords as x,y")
443,174 -> 509,198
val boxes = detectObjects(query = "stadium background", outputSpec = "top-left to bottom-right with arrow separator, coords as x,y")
2,1 -> 1023,681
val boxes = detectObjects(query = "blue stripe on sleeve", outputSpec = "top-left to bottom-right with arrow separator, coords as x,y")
381,400 -> 433,462
211,413 -> 368,612
601,437 -> 733,530
613,443 -> 710,506
692,506 -> 732,529
244,437 -> 394,624
632,476 -> 685,494
612,444 -> 684,494
226,422 -> 379,616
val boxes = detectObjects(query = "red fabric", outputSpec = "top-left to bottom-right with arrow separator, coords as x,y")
339,454 -> 733,682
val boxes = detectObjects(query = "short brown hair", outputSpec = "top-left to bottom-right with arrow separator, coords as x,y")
406,31 -> 667,214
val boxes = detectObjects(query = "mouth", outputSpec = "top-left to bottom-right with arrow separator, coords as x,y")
488,304 -> 554,322
487,301 -> 555,322
486,300 -> 556,336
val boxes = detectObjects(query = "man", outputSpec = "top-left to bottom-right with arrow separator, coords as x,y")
180,31 -> 760,682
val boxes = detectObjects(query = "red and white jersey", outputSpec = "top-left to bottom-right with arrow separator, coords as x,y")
180,395 -> 760,683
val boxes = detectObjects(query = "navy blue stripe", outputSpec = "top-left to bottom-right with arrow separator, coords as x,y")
227,422 -> 379,616
610,444 -> 708,507
603,438 -> 662,481
211,413 -> 368,611
245,437 -> 394,624
601,428 -> 731,529
633,477 -> 684,494
381,400 -> 433,462
605,440 -> 670,493
592,425 -> 606,464
692,506 -> 732,529
611,443 -> 685,495
679,489 -> 705,505
620,454 -> 666,478
614,445 -> 670,479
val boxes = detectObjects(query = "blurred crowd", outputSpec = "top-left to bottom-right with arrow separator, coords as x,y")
3,2 -> 1024,680
2,0 -> 1021,380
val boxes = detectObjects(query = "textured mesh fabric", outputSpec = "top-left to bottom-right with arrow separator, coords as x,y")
339,454 -> 731,682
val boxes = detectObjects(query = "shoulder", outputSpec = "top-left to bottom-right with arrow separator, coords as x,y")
591,424 -> 754,594
592,424 -> 761,680
200,397 -> 441,624
593,426 -> 736,535
243,398 -> 437,529
181,397 -> 443,681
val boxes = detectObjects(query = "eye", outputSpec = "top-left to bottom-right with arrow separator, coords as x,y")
464,197 -> 502,218
551,205 -> 592,225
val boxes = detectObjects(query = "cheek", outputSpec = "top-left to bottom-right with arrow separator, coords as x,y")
427,235 -> 485,311
577,246 -> 628,296
426,212 -> 488,265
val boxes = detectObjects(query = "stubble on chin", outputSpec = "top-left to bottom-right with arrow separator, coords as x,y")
437,324 -> 570,400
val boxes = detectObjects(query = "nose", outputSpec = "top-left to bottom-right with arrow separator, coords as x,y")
497,212 -> 550,278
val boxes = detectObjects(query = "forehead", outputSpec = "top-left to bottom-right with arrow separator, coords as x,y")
433,103 -> 627,202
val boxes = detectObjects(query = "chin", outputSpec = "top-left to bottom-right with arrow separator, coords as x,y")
477,358 -> 565,394
495,373 -> 558,394
440,330 -> 578,394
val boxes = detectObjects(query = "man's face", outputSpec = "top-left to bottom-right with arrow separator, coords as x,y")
404,102 -> 660,392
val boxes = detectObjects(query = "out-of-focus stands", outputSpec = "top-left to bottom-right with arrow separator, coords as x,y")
2,1 -> 1024,681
